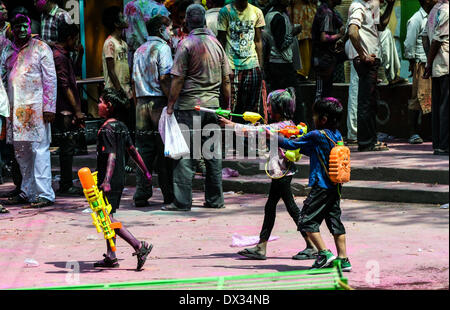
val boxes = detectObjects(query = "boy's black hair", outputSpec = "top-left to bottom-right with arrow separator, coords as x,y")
146,15 -> 166,36
312,97 -> 343,130
102,6 -> 122,32
10,13 -> 30,27
101,88 -> 128,119
57,20 -> 79,43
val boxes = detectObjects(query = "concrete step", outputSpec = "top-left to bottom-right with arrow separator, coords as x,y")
221,159 -> 449,185
192,175 -> 449,205
50,154 -> 449,185
55,171 -> 444,205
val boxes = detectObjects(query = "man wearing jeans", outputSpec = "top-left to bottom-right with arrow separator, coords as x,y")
166,4 -> 231,211
422,0 -> 449,155
347,0 -> 396,152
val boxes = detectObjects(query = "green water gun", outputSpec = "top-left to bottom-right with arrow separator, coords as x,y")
195,106 -> 263,124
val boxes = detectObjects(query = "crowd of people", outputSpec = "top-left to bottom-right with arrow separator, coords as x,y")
0,0 -> 448,270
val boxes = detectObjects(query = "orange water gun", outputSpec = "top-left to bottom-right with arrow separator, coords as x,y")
274,123 -> 308,138
78,167 -> 122,252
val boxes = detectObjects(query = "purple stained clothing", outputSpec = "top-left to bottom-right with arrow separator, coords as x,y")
52,44 -> 81,115
171,28 -> 232,110
5,38 -> 57,143
124,0 -> 171,52
234,120 -> 297,178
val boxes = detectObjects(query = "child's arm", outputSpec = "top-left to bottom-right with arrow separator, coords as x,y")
266,128 -> 314,152
100,153 -> 116,193
219,116 -> 271,137
127,145 -> 152,183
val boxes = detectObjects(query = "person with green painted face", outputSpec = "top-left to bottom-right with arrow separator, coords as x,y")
1,14 -> 57,209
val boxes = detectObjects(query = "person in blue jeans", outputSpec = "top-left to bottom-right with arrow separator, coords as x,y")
265,97 -> 351,271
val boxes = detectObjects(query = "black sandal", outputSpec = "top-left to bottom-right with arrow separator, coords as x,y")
2,194 -> 28,206
292,248 -> 318,260
238,248 -> 267,260
94,254 -> 120,268
133,241 -> 153,271
0,205 -> 9,214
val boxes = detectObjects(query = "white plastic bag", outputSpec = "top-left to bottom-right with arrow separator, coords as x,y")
159,107 -> 190,159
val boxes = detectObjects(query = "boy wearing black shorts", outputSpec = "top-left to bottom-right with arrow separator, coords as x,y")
95,88 -> 153,270
266,97 -> 351,271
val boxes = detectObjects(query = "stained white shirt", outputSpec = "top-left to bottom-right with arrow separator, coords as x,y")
422,0 -> 449,78
404,8 -> 428,63
5,38 -> 57,142
133,36 -> 173,98
345,0 -> 381,60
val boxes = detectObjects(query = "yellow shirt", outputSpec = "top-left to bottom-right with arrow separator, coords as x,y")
217,3 -> 265,70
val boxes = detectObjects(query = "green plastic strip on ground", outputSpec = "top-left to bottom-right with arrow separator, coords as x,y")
19,261 -> 351,290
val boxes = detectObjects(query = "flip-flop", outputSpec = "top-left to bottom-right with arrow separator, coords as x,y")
409,135 -> 423,144
237,248 -> 267,260
292,248 -> 318,260
133,241 -> 153,271
94,254 -> 120,268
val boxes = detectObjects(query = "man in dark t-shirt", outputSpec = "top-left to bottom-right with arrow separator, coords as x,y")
311,0 -> 344,101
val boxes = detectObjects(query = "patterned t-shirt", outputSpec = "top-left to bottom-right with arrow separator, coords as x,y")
102,36 -> 132,99
217,3 -> 265,70
124,0 -> 171,52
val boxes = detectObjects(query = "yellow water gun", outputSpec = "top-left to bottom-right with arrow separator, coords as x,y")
78,167 -> 122,252
195,106 -> 263,124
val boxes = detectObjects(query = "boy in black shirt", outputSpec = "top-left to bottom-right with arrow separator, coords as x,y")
95,88 -> 153,270
266,97 -> 351,271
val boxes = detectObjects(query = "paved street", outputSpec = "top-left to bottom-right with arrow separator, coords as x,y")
0,184 -> 448,290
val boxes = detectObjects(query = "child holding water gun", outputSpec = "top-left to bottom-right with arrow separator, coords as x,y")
94,88 -> 153,270
220,88 -> 318,261
265,97 -> 351,271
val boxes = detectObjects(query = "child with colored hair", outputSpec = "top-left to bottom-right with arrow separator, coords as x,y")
94,88 -> 153,270
220,88 -> 317,260
266,97 -> 351,271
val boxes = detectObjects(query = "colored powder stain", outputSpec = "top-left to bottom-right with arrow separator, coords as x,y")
15,106 -> 36,128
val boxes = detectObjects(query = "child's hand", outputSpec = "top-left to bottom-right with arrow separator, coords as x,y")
145,171 -> 152,184
264,127 -> 275,139
100,182 -> 111,194
218,116 -> 233,127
